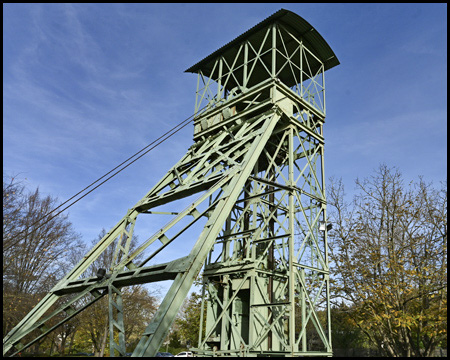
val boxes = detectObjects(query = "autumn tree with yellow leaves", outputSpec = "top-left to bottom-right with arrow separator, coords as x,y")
327,165 -> 447,356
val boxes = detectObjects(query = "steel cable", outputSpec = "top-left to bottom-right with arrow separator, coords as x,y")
13,106 -> 207,242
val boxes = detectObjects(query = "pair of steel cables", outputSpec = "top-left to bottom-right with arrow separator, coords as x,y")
13,106 -> 207,243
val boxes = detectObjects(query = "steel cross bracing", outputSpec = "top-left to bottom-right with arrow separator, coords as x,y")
4,10 -> 338,357
194,85 -> 331,357
3,102 -> 282,357
185,14 -> 337,355
192,21 -> 326,119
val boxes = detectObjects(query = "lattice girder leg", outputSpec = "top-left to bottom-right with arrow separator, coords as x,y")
109,285 -> 126,357
108,212 -> 136,357
132,109 -> 281,357
196,104 -> 332,356
3,106 -> 282,357
2,209 -> 139,356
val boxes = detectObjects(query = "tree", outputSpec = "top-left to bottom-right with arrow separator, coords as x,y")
122,285 -> 159,351
3,175 -> 26,254
3,178 -> 83,295
3,175 -> 83,353
74,229 -> 159,356
167,329 -> 183,354
175,291 -> 205,349
327,165 -> 447,356
330,302 -> 367,350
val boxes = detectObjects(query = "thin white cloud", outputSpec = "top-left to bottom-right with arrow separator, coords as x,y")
4,4 -> 447,285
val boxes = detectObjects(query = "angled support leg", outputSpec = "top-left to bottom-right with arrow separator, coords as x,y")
4,106 -> 283,358
2,211 -> 138,356
132,108 -> 281,357
109,285 -> 126,357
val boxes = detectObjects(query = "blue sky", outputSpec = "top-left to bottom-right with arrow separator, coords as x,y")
3,3 -> 447,295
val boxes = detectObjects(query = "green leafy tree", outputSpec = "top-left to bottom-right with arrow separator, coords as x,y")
167,330 -> 183,354
330,302 -> 367,350
175,291 -> 206,348
74,229 -> 159,356
327,165 -> 447,357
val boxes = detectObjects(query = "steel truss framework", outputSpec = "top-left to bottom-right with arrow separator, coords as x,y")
193,21 -> 326,118
194,84 -> 331,356
3,9 -> 338,358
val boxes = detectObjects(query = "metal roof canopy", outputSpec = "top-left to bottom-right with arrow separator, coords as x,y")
185,9 -> 340,91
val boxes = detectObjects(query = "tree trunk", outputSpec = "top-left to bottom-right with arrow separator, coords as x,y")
49,335 -> 55,356
99,323 -> 108,357
68,329 -> 77,355
60,334 -> 67,355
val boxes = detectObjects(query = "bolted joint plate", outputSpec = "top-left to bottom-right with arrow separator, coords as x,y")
164,256 -> 194,274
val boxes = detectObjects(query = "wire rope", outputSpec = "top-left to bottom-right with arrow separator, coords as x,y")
13,105 -> 207,242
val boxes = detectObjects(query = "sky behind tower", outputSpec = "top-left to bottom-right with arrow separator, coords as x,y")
3,3 -> 447,294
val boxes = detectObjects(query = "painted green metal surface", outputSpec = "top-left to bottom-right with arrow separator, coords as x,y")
194,88 -> 332,356
3,9 -> 338,357
186,13 -> 337,357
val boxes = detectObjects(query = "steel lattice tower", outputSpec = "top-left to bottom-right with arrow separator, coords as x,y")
3,9 -> 339,357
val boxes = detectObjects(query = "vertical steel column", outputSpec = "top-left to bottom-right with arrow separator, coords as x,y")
108,211 -> 136,356
195,69 -> 201,114
321,142 -> 332,353
109,285 -> 126,357
300,42 -> 303,98
217,57 -> 223,102
271,23 -> 277,78
288,127 -> 296,355
300,269 -> 307,352
243,41 -> 248,89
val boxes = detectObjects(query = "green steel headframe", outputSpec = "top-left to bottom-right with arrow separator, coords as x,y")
3,9 -> 339,357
